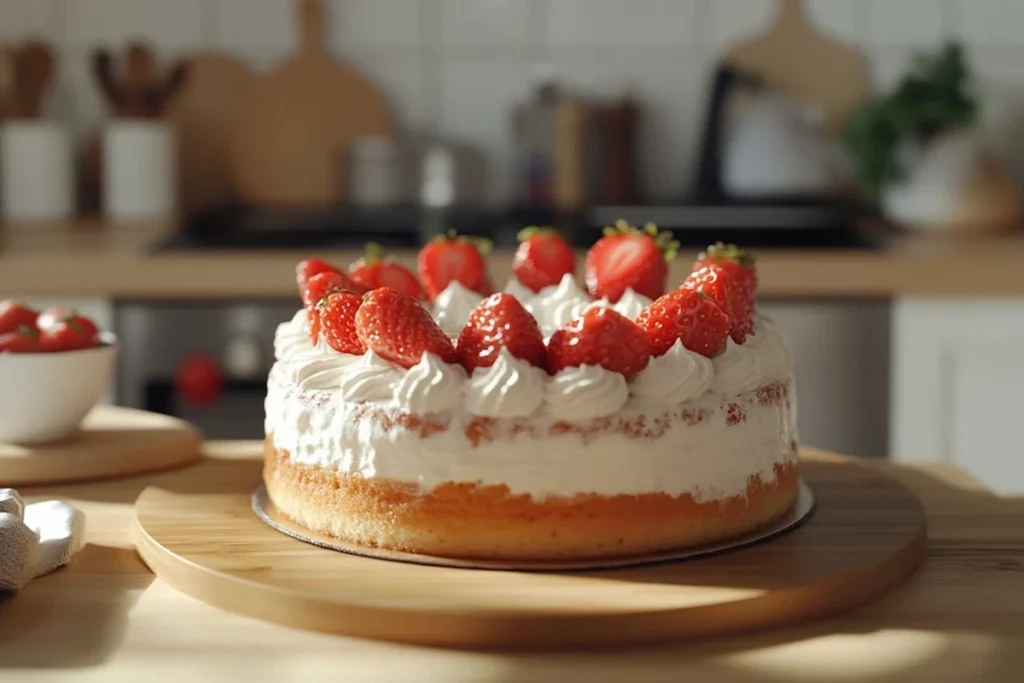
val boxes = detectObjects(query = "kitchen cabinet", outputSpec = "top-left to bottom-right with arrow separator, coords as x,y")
891,298 -> 1024,494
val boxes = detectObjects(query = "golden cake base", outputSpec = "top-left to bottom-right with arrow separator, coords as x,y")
132,454 -> 927,649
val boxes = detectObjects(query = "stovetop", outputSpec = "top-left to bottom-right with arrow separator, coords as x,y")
154,203 -> 886,253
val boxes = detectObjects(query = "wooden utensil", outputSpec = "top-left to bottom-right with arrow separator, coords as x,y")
723,0 -> 868,134
166,53 -> 255,214
228,0 -> 394,206
11,40 -> 54,118
0,45 -> 15,118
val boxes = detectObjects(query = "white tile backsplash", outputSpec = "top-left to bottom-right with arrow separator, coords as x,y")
67,0 -> 208,49
868,0 -> 947,47
4,0 -> 1024,206
547,0 -> 698,47
439,0 -> 534,47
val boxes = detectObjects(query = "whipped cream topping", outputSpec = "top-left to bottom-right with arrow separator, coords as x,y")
629,339 -> 714,407
465,347 -> 546,418
526,273 -> 591,338
393,353 -> 467,415
711,339 -> 762,395
502,277 -> 537,306
545,364 -> 629,420
585,288 -> 653,321
432,281 -> 484,337
271,306 -> 793,419
339,351 -> 404,402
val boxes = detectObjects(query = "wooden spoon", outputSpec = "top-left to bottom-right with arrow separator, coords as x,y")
12,41 -> 54,118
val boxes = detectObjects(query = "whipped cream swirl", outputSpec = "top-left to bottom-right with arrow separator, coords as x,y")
711,339 -> 762,395
393,353 -> 467,415
465,348 -> 547,418
527,273 -> 591,338
432,281 -> 484,337
586,288 -> 653,321
295,352 -> 362,391
502,278 -> 537,306
274,309 -> 313,360
545,364 -> 629,420
745,316 -> 793,385
339,351 -> 405,402
629,340 -> 714,406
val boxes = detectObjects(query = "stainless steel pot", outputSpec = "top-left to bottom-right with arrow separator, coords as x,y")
343,136 -> 486,208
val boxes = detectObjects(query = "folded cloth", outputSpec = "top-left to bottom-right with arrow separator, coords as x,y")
0,488 -> 85,593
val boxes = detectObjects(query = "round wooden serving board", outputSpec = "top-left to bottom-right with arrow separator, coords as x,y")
1,406 -> 201,486
133,455 -> 927,649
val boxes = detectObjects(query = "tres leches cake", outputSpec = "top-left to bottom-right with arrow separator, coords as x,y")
265,223 -> 799,561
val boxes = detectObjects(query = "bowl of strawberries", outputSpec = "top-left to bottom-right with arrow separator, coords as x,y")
0,301 -> 117,444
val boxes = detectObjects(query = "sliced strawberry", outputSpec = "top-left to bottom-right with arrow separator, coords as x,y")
634,288 -> 730,358
355,287 -> 457,368
319,292 -> 366,355
0,325 -> 42,353
546,308 -> 652,379
417,231 -> 492,301
511,226 -> 576,293
584,220 -> 678,303
296,258 -> 341,289
683,243 -> 757,344
348,242 -> 423,299
0,300 -> 38,335
456,293 -> 546,372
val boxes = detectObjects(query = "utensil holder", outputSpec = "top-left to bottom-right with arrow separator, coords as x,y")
103,119 -> 176,221
0,121 -> 74,223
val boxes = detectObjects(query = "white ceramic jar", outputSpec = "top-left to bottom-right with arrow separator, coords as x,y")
103,120 -> 177,221
0,120 -> 74,223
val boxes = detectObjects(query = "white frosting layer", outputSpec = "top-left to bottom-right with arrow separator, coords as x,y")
267,376 -> 798,501
526,273 -> 591,338
465,347 -> 547,418
585,288 -> 653,321
271,308 -> 795,419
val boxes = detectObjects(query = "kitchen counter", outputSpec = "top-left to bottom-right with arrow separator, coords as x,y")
2,220 -> 1024,298
0,443 -> 1021,681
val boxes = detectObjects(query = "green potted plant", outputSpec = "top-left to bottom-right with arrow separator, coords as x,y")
842,43 -> 1021,236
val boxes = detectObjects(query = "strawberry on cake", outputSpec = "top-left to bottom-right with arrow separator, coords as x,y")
264,224 -> 799,561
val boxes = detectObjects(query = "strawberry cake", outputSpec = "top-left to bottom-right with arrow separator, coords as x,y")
264,224 -> 799,561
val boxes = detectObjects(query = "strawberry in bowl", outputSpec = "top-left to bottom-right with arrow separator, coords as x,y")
0,302 -> 117,444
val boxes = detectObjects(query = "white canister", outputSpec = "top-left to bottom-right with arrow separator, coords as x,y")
103,120 -> 176,221
0,121 -> 74,223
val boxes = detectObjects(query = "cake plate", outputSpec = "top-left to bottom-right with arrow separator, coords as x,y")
1,406 -> 202,486
133,453 -> 927,649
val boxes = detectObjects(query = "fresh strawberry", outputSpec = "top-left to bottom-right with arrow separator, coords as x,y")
546,308 -> 652,379
35,306 -> 74,332
348,242 -> 423,299
0,300 -> 38,335
682,243 -> 757,344
584,220 -> 679,303
456,293 -> 546,372
0,325 -> 42,353
634,289 -> 731,358
417,231 -> 492,301
355,287 -> 456,368
175,354 -> 223,406
296,257 -> 341,289
302,271 -> 356,344
511,227 -> 575,293
319,291 -> 366,355
40,314 -> 101,351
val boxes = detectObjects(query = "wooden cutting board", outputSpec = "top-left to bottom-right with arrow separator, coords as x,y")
0,406 -> 201,486
166,53 -> 255,214
228,0 -> 394,207
723,0 -> 869,134
133,455 -> 927,648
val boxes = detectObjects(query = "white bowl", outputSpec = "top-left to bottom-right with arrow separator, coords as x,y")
0,333 -> 118,445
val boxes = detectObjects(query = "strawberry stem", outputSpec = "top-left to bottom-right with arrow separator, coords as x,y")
517,225 -> 559,242
603,219 -> 680,263
364,241 -> 388,265
699,242 -> 755,268
436,229 -> 493,255
15,324 -> 39,339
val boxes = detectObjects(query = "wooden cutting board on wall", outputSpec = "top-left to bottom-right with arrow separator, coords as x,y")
228,0 -> 394,207
166,53 -> 255,215
723,0 -> 869,134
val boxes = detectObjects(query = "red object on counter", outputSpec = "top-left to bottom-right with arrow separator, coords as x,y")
175,354 -> 223,407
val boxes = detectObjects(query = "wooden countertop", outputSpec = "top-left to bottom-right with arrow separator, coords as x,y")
1,443 -> 1021,682
2,220 -> 1024,298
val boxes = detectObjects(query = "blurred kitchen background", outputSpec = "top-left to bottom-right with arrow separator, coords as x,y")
2,0 -> 1024,492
